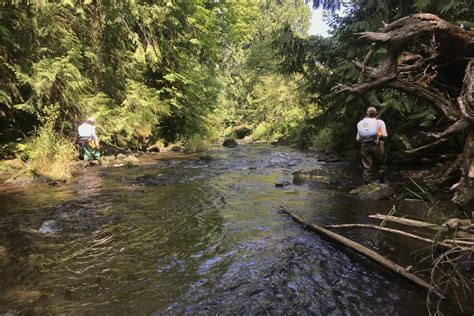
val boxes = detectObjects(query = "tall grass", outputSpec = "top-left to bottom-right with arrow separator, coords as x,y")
28,126 -> 77,180
184,134 -> 210,153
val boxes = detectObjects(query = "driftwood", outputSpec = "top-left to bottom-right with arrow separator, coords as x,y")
442,239 -> 474,247
369,214 -> 474,239
325,224 -> 455,248
368,214 -> 440,229
279,206 -> 445,299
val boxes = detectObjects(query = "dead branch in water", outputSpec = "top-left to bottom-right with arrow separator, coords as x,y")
369,214 -> 474,239
369,213 -> 440,229
279,206 -> 445,299
325,224 -> 455,248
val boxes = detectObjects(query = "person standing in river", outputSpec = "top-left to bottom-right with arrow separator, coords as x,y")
356,107 -> 388,184
78,117 -> 102,166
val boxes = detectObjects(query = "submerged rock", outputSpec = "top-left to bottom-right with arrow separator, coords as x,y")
0,245 -> 7,261
293,169 -> 338,185
5,169 -> 37,185
39,220 -> 60,234
275,181 -> 292,188
0,286 -> 42,303
222,138 -> 238,148
123,156 -> 139,167
170,145 -> 184,153
198,153 -> 213,162
350,182 -> 395,200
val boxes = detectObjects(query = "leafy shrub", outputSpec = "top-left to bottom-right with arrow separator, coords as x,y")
223,126 -> 237,138
251,122 -> 272,140
312,127 -> 335,153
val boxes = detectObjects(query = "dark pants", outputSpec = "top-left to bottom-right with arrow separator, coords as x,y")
361,140 -> 386,183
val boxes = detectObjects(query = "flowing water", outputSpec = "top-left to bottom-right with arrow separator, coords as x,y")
0,144 -> 464,314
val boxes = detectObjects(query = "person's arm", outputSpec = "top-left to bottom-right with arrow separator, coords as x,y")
379,120 -> 388,137
91,128 -> 99,147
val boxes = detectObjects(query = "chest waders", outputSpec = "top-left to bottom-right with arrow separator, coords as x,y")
360,137 -> 386,184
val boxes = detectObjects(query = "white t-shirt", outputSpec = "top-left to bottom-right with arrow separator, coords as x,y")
78,123 -> 99,146
356,117 -> 387,140
78,123 -> 95,138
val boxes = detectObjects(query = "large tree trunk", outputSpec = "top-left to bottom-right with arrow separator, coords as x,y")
335,14 -> 474,206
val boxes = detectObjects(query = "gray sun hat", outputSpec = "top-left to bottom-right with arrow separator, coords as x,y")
366,107 -> 377,115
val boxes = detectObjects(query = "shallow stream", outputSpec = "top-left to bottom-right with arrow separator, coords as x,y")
0,144 -> 464,314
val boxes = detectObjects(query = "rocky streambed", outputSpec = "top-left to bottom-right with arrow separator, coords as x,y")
0,144 -> 467,314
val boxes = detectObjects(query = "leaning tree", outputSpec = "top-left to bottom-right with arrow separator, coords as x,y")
334,14 -> 474,206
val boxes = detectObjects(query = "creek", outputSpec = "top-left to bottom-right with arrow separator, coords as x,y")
0,144 -> 463,314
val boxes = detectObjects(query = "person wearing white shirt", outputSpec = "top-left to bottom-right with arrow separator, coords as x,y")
356,107 -> 388,183
78,117 -> 101,166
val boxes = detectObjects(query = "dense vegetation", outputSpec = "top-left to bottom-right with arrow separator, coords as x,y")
0,0 -> 312,177
278,0 -> 473,154
1,0 -> 473,182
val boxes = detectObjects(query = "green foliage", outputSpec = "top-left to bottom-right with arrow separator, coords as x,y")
0,0 -> 266,158
312,127 -> 335,153
183,134 -> 210,153
27,106 -> 77,180
251,122 -> 273,140
276,0 -> 471,153
217,0 -> 311,143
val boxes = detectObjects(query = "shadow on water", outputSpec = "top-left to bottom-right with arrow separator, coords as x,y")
0,144 -> 466,314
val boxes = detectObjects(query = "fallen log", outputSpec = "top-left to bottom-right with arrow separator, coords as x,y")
279,206 -> 445,299
325,224 -> 454,248
369,214 -> 474,238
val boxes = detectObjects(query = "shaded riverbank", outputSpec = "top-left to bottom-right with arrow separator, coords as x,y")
0,144 -> 467,314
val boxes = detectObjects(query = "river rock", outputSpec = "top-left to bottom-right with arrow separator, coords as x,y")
116,153 -> 127,159
222,138 -> 238,148
0,286 -> 42,303
147,145 -> 160,153
0,245 -> 7,261
170,145 -> 183,153
350,182 -> 395,200
198,153 -> 213,162
39,220 -> 60,234
5,169 -> 36,185
293,168 -> 338,185
123,156 -> 139,166
275,180 -> 292,188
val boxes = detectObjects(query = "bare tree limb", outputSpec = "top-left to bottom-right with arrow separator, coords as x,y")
325,224 -> 455,248
280,206 -> 445,299
422,119 -> 469,140
405,138 -> 449,154
387,80 -> 459,120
